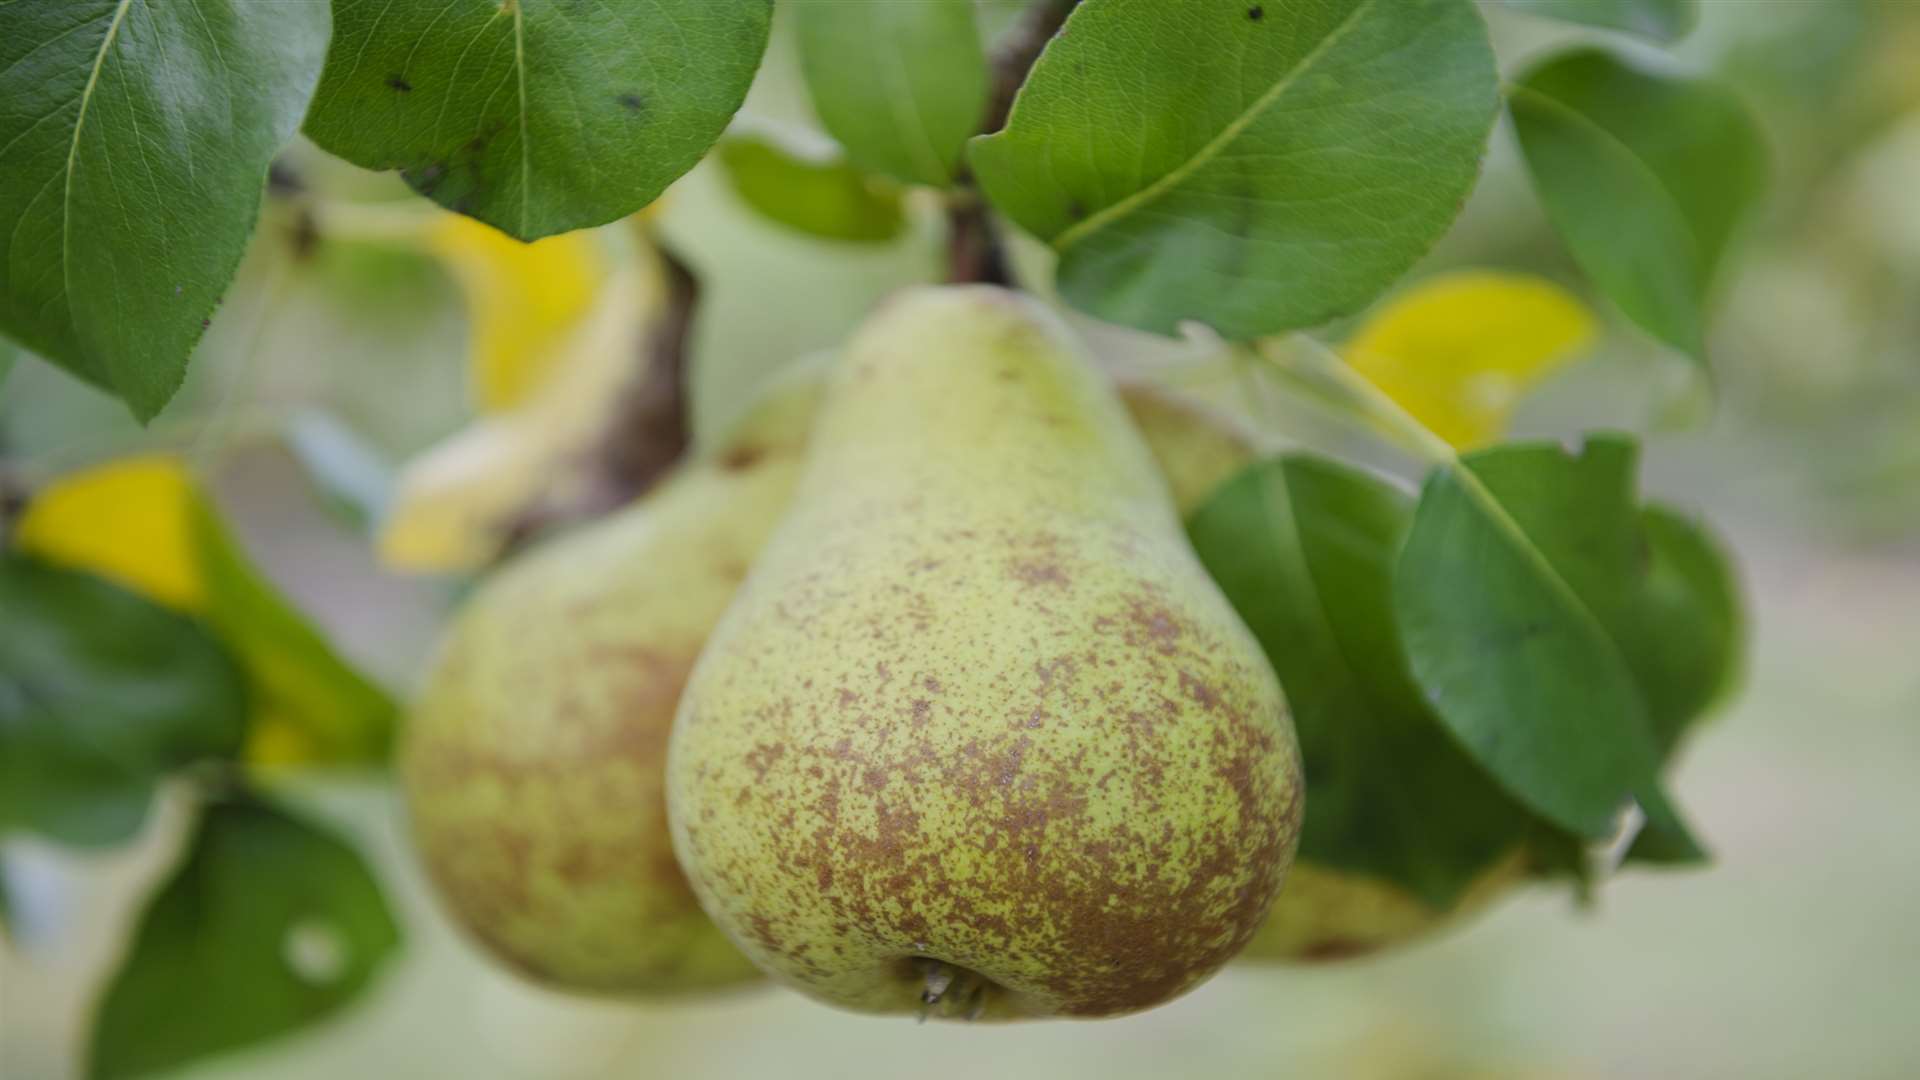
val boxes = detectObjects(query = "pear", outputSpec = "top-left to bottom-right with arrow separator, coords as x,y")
401,355 -> 1258,996
1240,852 -> 1529,961
666,287 -> 1303,1019
399,367 -> 821,995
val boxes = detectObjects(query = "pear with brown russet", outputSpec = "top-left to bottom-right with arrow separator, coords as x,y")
666,286 -> 1303,1019
400,369 -> 821,995
401,354 -> 1269,997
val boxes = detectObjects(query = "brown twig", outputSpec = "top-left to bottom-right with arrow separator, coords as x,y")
986,0 -> 1080,135
601,244 -> 697,497
497,241 -> 697,557
947,0 -> 1082,285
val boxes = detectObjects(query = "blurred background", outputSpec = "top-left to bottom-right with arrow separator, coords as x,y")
4,1 -> 1918,1077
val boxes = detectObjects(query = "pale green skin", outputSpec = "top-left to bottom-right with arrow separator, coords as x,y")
666,287 -> 1304,1019
1240,851 -> 1529,962
401,357 -> 1272,997
400,374 -> 821,996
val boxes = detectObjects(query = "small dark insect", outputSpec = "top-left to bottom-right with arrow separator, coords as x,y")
200,317 -> 211,329
1066,200 -> 1086,220
1248,5 -> 1265,20
386,74 -> 413,93
617,92 -> 644,112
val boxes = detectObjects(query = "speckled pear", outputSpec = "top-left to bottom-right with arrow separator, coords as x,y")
400,368 -> 822,995
667,286 -> 1304,1019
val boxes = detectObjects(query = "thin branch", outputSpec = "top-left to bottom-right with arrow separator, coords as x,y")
947,0 -> 1081,284
498,242 -> 698,557
986,0 -> 1080,135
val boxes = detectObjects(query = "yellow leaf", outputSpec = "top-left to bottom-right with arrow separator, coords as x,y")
427,214 -> 610,412
379,254 -> 668,574
13,456 -> 206,612
1345,271 -> 1598,448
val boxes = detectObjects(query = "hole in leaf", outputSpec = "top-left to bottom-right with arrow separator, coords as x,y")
284,919 -> 349,985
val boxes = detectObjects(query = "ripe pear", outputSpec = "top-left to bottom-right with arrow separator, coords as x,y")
401,356 -> 1255,996
400,366 -> 822,995
666,286 -> 1303,1019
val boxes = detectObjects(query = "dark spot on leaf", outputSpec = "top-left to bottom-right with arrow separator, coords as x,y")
1066,200 -> 1087,220
407,162 -> 447,194
1248,5 -> 1265,21
386,74 -> 413,93
617,92 -> 645,113
200,317 -> 211,329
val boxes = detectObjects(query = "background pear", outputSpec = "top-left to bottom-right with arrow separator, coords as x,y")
399,367 -> 821,995
1241,853 -> 1530,961
666,287 -> 1302,1019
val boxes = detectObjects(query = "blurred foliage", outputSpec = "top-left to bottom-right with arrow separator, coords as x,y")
90,795 -> 400,1080
1345,272 -> 1597,448
717,134 -> 908,245
425,218 -> 613,414
0,555 -> 245,847
14,457 -> 395,767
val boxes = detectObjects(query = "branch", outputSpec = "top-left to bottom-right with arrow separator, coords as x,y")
947,0 -> 1081,285
986,0 -> 1079,135
498,242 -> 697,557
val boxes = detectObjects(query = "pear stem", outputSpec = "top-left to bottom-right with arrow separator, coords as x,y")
947,0 -> 1082,285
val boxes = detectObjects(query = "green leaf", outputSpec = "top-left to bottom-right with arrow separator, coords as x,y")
791,0 -> 988,188
1621,505 -> 1742,865
0,0 -> 331,420
90,796 -> 400,1080
302,0 -> 772,241
1509,49 -> 1767,363
970,0 -> 1499,341
1395,436 -> 1702,856
717,135 -> 906,244
1189,455 -> 1546,908
189,498 -> 397,766
1627,505 -> 1744,753
1499,0 -> 1697,42
0,555 -> 245,847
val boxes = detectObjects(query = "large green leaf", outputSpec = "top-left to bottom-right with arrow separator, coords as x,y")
1189,456 -> 1544,908
1510,49 -> 1767,363
0,0 -> 330,419
1499,0 -> 1697,42
970,0 -> 1498,341
1395,436 -> 1706,855
90,796 -> 401,1080
302,0 -> 773,241
0,555 -> 245,847
792,0 -> 988,189
717,135 -> 906,244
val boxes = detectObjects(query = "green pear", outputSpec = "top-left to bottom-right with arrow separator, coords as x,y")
1239,852 -> 1529,962
401,356 -> 1257,996
666,286 -> 1303,1019
400,367 -> 822,995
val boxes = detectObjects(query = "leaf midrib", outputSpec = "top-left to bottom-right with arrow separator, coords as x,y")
1507,81 -> 1708,294
510,0 -> 531,234
61,0 -> 136,357
1054,0 -> 1378,251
